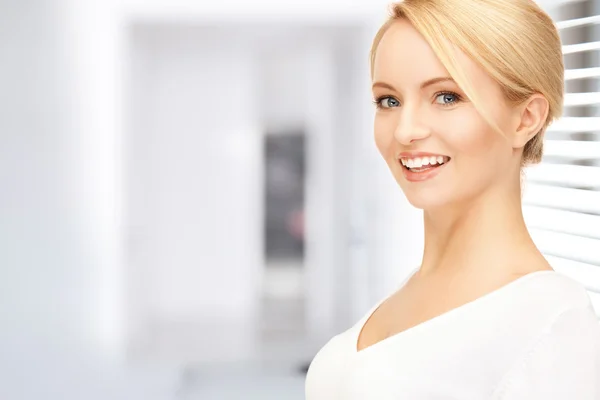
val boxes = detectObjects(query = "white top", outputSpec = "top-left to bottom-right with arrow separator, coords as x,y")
305,270 -> 600,399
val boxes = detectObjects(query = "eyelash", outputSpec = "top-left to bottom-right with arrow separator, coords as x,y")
372,91 -> 462,109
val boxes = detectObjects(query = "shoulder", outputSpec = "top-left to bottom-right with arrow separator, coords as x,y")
491,302 -> 600,399
528,270 -> 591,304
484,271 -> 594,337
508,271 -> 594,322
540,302 -> 600,346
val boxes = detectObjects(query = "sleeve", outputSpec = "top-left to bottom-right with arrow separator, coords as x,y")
491,305 -> 600,400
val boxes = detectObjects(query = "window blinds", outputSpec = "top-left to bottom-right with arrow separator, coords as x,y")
523,1 -> 600,315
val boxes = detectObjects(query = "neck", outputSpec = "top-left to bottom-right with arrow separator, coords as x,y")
418,180 -> 545,280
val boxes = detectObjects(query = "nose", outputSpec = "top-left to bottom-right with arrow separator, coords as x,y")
393,107 -> 431,145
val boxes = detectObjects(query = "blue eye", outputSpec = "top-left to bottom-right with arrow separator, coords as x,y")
374,96 -> 400,109
435,92 -> 460,106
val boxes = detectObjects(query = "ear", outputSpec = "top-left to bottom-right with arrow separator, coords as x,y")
511,94 -> 549,150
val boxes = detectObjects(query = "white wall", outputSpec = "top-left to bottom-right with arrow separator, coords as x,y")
125,26 -> 266,364
0,0 -> 96,380
0,1 -> 175,398
129,26 -> 262,320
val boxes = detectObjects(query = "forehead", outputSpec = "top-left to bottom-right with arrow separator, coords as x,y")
372,19 -> 497,98
373,20 -> 450,87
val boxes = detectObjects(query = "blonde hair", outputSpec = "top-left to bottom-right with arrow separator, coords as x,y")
370,0 -> 564,166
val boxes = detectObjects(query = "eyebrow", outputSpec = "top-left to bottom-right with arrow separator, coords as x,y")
372,76 -> 456,91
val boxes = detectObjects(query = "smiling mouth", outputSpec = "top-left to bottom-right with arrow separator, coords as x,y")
399,155 -> 451,172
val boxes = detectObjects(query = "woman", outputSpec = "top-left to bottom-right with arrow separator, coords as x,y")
305,0 -> 600,398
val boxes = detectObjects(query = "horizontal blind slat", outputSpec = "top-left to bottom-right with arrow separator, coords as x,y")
562,41 -> 600,54
546,117 -> 600,132
565,67 -> 600,80
523,205 -> 600,239
530,228 -> 600,265
556,15 -> 600,29
525,164 -> 600,189
564,92 -> 600,106
522,184 -> 600,214
543,140 -> 600,159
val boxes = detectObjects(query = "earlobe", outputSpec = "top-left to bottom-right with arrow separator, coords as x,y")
512,94 -> 549,149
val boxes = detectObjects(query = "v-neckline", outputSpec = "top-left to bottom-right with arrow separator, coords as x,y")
354,269 -> 558,355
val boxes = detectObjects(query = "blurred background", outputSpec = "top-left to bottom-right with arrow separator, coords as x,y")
0,0 -> 598,398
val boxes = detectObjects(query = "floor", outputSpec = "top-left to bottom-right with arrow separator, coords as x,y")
174,363 -> 307,400
130,264 -> 313,400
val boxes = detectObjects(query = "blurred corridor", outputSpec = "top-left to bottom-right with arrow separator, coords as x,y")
0,0 -> 598,399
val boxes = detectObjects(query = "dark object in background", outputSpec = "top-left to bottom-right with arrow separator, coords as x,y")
264,132 -> 305,262
298,360 -> 312,375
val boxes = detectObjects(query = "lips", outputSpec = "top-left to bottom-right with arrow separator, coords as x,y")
399,157 -> 450,182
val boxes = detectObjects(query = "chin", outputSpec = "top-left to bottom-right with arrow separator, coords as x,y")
403,192 -> 450,211
392,161 -> 466,211
396,177 -> 459,211
401,180 -> 490,212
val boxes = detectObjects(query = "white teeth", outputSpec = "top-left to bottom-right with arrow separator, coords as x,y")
400,155 -> 449,169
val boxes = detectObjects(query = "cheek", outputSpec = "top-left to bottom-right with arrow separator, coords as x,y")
374,115 -> 395,159
441,112 -> 502,158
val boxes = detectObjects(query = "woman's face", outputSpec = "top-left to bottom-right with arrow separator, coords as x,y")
372,19 -> 520,211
